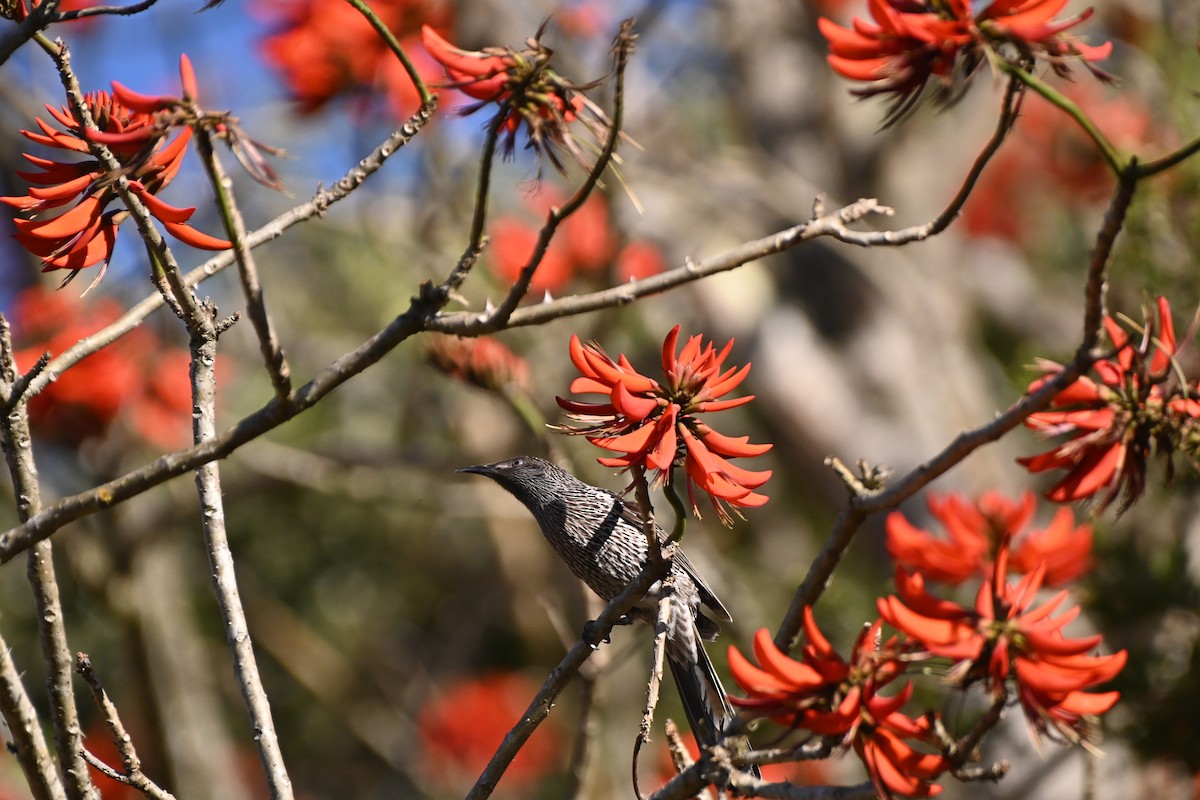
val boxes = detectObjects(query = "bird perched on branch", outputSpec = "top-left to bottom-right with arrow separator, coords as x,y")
459,455 -> 754,771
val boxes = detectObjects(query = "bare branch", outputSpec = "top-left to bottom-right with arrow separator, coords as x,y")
192,117 -> 293,398
0,314 -> 95,800
186,300 -> 294,800
0,644 -> 65,800
0,0 -> 59,66
57,0 -> 159,20
424,199 -> 896,335
465,555 -> 672,800
632,576 -> 674,800
75,654 -> 177,800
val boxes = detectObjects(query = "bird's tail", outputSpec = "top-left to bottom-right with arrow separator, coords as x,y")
667,641 -> 762,779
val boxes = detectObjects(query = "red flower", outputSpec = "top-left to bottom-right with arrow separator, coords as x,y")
886,491 -> 1092,587
878,552 -> 1125,744
255,0 -> 449,119
418,673 -> 561,791
728,614 -> 948,798
818,0 -> 1112,122
421,24 -> 607,170
486,191 -> 662,295
1019,296 -> 1199,512
10,287 -> 193,449
556,326 -> 771,524
425,334 -> 530,394
2,60 -> 230,288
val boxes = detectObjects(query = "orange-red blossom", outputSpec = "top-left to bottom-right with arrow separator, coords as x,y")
1,55 -> 229,286
878,551 -> 1125,744
886,491 -> 1093,587
1019,295 -> 1200,512
556,326 -> 771,524
421,25 -> 593,167
729,611 -> 948,798
818,0 -> 1112,122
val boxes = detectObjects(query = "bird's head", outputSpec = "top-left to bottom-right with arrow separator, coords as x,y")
457,455 -> 564,500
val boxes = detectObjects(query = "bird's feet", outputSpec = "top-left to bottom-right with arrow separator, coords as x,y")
582,614 -> 634,648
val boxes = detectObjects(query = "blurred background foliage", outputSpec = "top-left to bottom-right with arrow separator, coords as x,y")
0,0 -> 1199,797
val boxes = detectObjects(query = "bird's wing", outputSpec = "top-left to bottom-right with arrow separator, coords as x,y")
617,494 -> 733,623
674,549 -> 732,622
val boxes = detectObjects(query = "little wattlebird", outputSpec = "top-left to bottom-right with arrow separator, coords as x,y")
459,455 -> 758,776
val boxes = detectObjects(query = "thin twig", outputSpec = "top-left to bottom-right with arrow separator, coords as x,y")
188,302 -> 294,800
75,654 -> 177,800
192,118 -> 293,398
342,0 -> 431,106
947,693 -> 1007,769
465,556 -> 672,800
1134,134 -> 1200,178
1001,61 -> 1125,177
662,720 -> 714,800
630,465 -> 663,564
433,103 -> 504,297
428,198 -> 892,334
0,321 -> 63,800
0,642 -> 66,800
0,322 -> 96,800
632,576 -> 674,800
57,0 -> 159,20
0,0 -> 59,67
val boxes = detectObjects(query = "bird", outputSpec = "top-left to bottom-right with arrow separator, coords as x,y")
458,455 -> 754,770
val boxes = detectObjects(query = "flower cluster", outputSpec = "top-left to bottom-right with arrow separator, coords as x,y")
422,24 -> 608,170
1020,296 -> 1200,512
10,287 -> 193,449
879,554 -> 1124,745
2,56 -> 230,288
556,326 -> 771,524
886,491 -> 1092,587
487,191 -> 662,295
731,491 -> 1122,796
256,0 -> 449,119
424,334 -> 530,394
729,613 -> 948,798
818,0 -> 1112,122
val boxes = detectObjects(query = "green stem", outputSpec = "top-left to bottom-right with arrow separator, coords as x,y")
1000,60 -> 1126,177
663,474 -> 687,545
1134,133 -> 1200,179
342,0 -> 432,106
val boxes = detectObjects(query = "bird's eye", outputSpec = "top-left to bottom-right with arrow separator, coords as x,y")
510,457 -> 525,468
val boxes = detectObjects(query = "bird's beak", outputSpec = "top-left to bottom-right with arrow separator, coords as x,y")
457,464 -> 494,476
